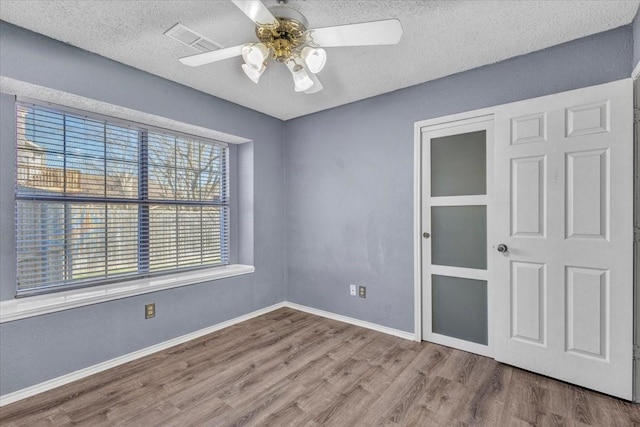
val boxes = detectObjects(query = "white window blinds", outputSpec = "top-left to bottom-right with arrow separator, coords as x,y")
15,101 -> 229,296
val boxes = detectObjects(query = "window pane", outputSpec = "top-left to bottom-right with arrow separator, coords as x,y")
106,125 -> 138,161
67,154 -> 105,197
17,152 -> 67,195
107,160 -> 138,198
68,204 -> 107,281
431,130 -> 486,197
149,165 -> 176,200
148,133 -> 175,166
175,137 -> 196,170
18,107 -> 64,155
17,106 -> 65,195
202,206 -> 226,264
149,133 -> 177,201
106,125 -> 139,198
106,204 -> 138,276
149,204 -> 177,272
65,115 -> 104,158
177,138 -> 225,202
203,144 -> 225,202
176,165 -> 202,201
65,116 -> 107,198
176,139 -> 204,201
178,206 -> 202,267
16,201 -> 66,291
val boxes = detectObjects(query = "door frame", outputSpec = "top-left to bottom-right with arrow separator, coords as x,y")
633,75 -> 640,403
414,78 -> 636,400
413,110 -> 495,354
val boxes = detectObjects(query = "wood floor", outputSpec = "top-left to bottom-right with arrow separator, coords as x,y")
1,308 -> 638,426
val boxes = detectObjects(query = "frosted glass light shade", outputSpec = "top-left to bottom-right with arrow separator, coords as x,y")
241,43 -> 268,69
301,46 -> 327,74
242,63 -> 265,83
291,65 -> 313,92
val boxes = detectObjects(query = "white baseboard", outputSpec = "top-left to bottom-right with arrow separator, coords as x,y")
0,302 -> 286,407
0,301 -> 416,407
284,301 -> 417,341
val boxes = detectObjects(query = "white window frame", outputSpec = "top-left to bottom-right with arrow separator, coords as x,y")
0,77 -> 254,323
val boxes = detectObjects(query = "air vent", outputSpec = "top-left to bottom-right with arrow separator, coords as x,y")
164,23 -> 222,53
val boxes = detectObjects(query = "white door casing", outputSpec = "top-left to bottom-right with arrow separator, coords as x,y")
634,77 -> 640,404
493,79 -> 633,400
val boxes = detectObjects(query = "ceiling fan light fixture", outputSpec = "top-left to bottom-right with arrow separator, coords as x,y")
301,46 -> 326,74
242,62 -> 265,83
179,0 -> 405,95
242,43 -> 269,69
289,63 -> 314,92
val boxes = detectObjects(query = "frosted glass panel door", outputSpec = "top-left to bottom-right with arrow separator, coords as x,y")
421,120 -> 493,357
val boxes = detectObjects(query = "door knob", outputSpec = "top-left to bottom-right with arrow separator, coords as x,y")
497,244 -> 508,253
422,232 -> 430,239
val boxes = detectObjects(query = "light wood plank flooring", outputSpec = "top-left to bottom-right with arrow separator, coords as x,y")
1,307 -> 638,426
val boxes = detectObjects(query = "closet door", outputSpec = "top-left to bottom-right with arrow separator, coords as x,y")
421,118 -> 494,357
493,79 -> 633,399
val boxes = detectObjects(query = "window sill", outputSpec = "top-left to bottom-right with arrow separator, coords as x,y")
0,264 -> 255,323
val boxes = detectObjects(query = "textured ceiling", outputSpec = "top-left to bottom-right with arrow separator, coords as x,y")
0,1 -> 638,120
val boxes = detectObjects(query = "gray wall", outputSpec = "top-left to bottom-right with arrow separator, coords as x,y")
284,26 -> 633,332
634,8 -> 640,69
0,21 -> 286,395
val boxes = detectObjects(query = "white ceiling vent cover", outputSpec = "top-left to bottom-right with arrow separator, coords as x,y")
165,23 -> 222,53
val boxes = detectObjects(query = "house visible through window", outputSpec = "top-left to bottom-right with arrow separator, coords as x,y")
15,101 -> 229,296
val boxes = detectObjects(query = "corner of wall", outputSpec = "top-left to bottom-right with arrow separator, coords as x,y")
282,122 -> 289,302
238,141 -> 255,266
632,6 -> 640,75
0,92 -> 17,302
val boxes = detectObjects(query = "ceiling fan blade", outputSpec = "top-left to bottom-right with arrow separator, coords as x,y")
306,18 -> 403,48
305,71 -> 323,94
179,45 -> 244,67
231,0 -> 278,27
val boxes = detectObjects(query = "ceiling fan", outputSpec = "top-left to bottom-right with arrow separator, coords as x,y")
179,0 -> 403,94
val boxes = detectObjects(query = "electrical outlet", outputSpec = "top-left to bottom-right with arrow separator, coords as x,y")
350,284 -> 357,296
145,303 -> 156,319
358,286 -> 366,298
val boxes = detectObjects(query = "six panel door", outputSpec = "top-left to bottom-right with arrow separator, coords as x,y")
492,79 -> 633,399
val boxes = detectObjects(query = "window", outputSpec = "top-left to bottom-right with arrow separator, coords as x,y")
15,101 -> 229,296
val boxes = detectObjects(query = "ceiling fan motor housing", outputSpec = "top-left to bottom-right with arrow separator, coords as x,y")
256,5 -> 309,62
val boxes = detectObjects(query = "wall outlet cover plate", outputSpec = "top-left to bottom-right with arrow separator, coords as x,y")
145,303 -> 156,319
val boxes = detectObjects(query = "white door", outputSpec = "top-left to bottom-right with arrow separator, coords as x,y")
493,79 -> 634,400
421,118 -> 494,357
